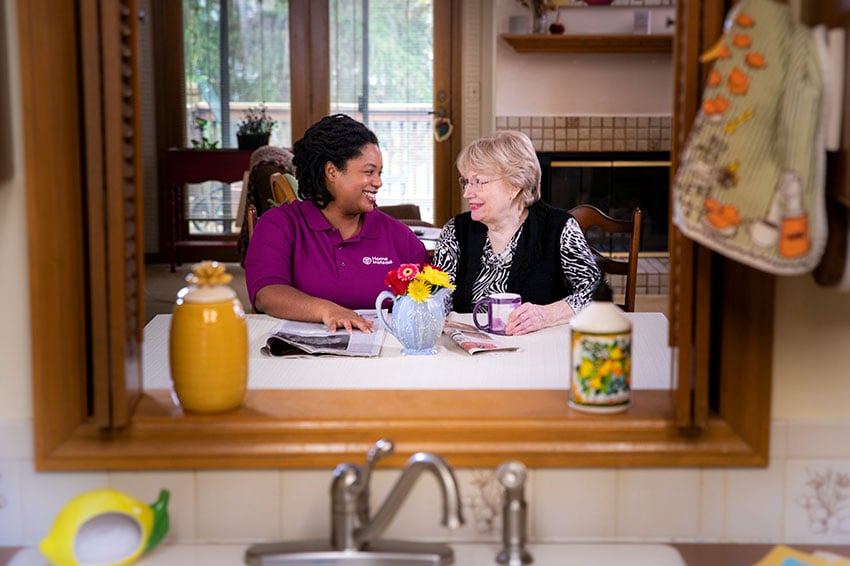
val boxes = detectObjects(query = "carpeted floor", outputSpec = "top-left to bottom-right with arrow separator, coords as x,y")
144,262 -> 249,324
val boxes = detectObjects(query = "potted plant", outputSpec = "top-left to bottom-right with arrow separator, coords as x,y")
236,103 -> 277,150
515,0 -> 558,34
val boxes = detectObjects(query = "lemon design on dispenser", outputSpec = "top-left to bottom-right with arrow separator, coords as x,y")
39,488 -> 170,566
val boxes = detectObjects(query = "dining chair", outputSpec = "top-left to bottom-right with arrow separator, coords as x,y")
246,204 -> 258,241
269,172 -> 298,205
378,203 -> 436,228
570,204 -> 642,312
235,170 -> 250,230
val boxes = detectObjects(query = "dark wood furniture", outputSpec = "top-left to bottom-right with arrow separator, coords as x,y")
162,148 -> 252,271
502,34 -> 673,54
571,204 -> 642,312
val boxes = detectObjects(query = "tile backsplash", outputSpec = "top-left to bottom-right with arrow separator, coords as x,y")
3,418 -> 850,547
496,115 -> 672,153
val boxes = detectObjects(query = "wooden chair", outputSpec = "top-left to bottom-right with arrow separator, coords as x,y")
570,204 -> 642,312
269,172 -> 298,205
378,203 -> 436,228
234,170 -> 250,230
246,204 -> 258,240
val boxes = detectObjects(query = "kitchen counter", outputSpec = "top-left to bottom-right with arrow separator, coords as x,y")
7,543 -> 686,565
6,543 -> 850,565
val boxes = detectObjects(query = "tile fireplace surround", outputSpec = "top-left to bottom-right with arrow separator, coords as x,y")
496,114 -> 672,153
496,114 -> 673,298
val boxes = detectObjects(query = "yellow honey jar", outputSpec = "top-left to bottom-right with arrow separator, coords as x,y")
169,261 -> 248,413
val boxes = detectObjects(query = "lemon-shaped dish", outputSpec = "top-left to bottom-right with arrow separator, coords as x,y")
39,488 -> 170,566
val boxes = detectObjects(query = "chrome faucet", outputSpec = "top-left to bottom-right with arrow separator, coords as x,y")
331,438 -> 465,551
245,438 -> 463,565
496,461 -> 533,565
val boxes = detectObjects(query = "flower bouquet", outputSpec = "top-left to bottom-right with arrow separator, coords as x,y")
375,263 -> 456,355
383,263 -> 455,302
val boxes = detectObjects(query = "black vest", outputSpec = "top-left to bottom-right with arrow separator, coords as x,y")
452,201 -> 573,313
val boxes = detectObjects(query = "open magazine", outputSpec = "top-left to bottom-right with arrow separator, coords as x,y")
443,320 -> 519,355
264,310 -> 384,357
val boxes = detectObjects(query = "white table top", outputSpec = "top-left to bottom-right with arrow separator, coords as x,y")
143,311 -> 671,391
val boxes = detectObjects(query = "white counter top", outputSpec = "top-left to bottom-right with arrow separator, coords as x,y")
10,543 -> 687,565
143,312 -> 671,390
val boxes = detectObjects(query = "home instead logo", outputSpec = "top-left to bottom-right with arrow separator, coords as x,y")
362,256 -> 393,266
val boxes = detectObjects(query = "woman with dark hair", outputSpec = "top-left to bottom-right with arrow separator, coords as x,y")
245,114 -> 429,332
434,130 -> 601,335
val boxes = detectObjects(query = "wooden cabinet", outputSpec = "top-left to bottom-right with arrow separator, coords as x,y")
502,33 -> 673,54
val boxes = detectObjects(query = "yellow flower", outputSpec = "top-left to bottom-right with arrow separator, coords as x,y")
598,360 -> 612,378
420,265 -> 456,290
611,346 -> 623,360
407,278 -> 432,302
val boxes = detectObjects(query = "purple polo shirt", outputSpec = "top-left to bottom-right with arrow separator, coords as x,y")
244,200 -> 429,310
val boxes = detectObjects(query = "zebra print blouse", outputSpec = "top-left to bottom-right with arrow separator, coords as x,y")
433,216 -> 601,314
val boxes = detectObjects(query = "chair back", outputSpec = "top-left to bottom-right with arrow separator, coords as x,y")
270,172 -> 298,205
246,204 -> 258,241
570,204 -> 642,312
378,203 -> 436,228
235,170 -> 251,229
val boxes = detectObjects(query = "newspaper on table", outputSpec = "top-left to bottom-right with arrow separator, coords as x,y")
265,310 -> 384,357
443,320 -> 519,355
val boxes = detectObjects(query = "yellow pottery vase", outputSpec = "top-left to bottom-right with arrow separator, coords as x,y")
169,261 -> 248,413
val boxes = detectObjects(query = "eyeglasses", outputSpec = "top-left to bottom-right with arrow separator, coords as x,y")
459,176 -> 502,190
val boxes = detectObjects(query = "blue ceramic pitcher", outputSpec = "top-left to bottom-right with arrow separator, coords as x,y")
375,288 -> 450,356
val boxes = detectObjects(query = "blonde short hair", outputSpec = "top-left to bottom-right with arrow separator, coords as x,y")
456,130 -> 541,207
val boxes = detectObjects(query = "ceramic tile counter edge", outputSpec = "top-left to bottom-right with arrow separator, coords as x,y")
5,543 -> 688,566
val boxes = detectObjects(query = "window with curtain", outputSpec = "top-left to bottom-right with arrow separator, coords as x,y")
182,0 -> 291,234
329,0 -> 435,223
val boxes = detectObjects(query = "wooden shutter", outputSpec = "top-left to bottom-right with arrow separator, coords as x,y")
79,0 -> 144,428
671,0 -> 732,429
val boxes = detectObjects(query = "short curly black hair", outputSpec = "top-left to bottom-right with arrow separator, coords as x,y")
292,114 -> 380,209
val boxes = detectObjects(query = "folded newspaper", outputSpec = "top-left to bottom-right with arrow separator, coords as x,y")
443,320 -> 519,355
265,310 -> 384,357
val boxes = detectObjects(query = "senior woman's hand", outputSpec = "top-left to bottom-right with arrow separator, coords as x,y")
505,301 -> 576,336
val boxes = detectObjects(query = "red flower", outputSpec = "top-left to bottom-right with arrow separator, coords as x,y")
384,270 -> 410,296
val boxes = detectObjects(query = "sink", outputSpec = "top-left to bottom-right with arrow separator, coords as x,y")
244,539 -> 454,565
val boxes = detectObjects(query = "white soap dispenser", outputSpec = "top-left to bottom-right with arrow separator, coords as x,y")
568,281 -> 632,413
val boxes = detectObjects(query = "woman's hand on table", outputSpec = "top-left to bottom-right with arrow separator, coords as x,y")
255,284 -> 374,333
322,306 -> 375,334
505,301 -> 575,336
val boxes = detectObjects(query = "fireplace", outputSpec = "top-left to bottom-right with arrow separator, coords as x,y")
538,151 -> 671,255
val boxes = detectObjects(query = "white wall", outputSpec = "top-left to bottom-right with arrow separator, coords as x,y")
3,0 -> 850,550
493,0 -> 675,116
0,0 -> 32,422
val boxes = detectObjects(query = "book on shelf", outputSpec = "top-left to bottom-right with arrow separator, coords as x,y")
264,310 -> 384,357
443,319 -> 519,355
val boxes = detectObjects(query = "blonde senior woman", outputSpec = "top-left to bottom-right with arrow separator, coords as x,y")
433,130 -> 601,335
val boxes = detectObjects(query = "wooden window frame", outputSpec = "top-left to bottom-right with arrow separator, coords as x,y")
23,0 -> 773,471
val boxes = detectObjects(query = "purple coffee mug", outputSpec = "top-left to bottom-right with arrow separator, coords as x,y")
472,293 -> 522,335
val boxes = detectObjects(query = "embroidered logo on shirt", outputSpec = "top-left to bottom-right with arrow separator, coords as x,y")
363,256 -> 393,265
